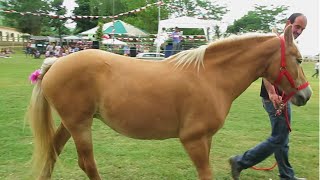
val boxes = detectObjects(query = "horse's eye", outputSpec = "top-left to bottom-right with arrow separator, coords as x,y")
297,58 -> 303,64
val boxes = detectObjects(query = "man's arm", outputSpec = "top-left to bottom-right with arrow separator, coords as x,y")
263,78 -> 282,108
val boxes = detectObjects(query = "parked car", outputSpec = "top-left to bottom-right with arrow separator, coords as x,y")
136,52 -> 165,60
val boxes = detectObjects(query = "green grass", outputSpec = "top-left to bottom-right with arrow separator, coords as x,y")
0,53 -> 318,180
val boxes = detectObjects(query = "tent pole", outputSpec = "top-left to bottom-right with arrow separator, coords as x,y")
112,0 -> 115,52
156,0 -> 161,54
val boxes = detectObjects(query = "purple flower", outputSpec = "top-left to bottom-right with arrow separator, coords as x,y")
29,69 -> 41,84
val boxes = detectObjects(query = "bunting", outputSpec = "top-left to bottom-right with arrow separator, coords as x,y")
0,1 -> 164,20
108,35 -> 207,43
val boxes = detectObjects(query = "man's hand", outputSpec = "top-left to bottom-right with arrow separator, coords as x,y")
263,78 -> 282,109
269,94 -> 282,109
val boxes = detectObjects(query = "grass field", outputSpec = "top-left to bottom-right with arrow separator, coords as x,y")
0,52 -> 318,180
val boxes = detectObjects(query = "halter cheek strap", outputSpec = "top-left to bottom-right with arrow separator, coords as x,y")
272,35 -> 309,132
273,35 -> 309,104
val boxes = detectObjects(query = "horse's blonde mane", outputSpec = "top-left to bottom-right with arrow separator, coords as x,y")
166,45 -> 208,71
166,32 -> 276,71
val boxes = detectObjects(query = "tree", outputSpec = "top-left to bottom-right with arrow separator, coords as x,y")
226,5 -> 288,34
95,21 -> 104,42
73,0 -> 97,34
167,0 -> 228,20
73,0 -> 228,35
121,0 -> 170,34
73,0 -> 127,34
0,0 -> 50,35
126,0 -> 228,34
89,0 -> 126,16
48,0 -> 70,42
0,0 -> 71,36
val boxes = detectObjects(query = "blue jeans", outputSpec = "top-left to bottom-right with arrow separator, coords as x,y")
172,41 -> 181,55
235,98 -> 295,179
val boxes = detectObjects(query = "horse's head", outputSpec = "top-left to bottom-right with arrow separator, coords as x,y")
267,25 -> 312,106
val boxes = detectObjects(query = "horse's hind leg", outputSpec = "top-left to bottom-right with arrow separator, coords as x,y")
40,123 -> 71,179
67,118 -> 101,180
180,135 -> 212,180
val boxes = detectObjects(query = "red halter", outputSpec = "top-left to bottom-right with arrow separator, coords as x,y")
273,35 -> 309,104
272,35 -> 309,131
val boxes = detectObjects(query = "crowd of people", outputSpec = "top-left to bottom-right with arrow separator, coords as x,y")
25,41 -> 94,59
0,47 -> 14,58
25,41 -> 151,59
44,42 -> 93,58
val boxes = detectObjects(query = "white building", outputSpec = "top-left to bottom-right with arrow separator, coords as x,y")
0,26 -> 28,42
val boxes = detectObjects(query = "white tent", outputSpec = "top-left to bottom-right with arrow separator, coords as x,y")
158,16 -> 215,41
80,22 -> 113,35
63,35 -> 82,40
102,39 -> 127,45
80,20 -> 148,37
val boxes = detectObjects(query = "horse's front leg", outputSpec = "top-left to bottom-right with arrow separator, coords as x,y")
180,131 -> 213,180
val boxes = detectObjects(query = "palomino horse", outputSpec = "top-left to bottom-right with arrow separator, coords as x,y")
27,25 -> 312,180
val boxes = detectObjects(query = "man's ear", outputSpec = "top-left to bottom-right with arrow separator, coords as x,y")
284,24 -> 293,46
285,20 -> 291,27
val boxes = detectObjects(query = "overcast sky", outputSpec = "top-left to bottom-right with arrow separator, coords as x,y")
63,0 -> 319,56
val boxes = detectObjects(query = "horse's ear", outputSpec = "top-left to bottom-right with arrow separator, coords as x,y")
272,27 -> 279,35
284,25 -> 293,46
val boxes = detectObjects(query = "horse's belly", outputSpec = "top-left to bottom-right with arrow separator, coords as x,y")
99,111 -> 179,140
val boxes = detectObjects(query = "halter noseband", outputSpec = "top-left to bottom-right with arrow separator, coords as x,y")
273,35 -> 309,104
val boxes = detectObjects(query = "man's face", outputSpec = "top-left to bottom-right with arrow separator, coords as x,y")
290,16 -> 307,39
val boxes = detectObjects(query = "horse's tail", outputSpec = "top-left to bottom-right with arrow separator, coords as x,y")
26,57 -> 58,176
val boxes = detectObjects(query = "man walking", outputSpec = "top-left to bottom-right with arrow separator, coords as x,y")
229,13 -> 308,180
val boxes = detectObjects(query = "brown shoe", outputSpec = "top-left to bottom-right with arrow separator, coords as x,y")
229,156 -> 241,180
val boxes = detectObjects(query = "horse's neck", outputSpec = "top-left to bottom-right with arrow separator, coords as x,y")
203,37 -> 279,101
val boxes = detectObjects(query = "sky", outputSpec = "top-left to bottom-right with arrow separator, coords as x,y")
63,0 -> 319,56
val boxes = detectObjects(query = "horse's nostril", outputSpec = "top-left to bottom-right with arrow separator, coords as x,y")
295,94 -> 308,106
306,96 -> 310,102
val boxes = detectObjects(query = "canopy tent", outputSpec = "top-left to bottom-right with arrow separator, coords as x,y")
102,38 -> 127,45
103,20 -> 148,36
30,36 -> 60,42
158,16 -> 215,41
79,22 -> 114,35
80,20 -> 148,37
63,35 -> 82,40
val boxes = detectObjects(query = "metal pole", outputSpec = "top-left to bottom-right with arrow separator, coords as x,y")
112,0 -> 115,52
156,0 -> 161,54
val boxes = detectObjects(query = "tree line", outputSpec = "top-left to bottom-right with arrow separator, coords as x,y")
0,0 -> 288,37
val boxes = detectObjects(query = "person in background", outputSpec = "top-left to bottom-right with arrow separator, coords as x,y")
229,13 -> 308,180
123,45 -> 130,56
129,44 -> 137,57
171,27 -> 182,55
311,60 -> 319,78
155,27 -> 169,53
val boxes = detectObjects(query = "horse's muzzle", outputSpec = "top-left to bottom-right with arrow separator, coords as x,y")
291,86 -> 312,106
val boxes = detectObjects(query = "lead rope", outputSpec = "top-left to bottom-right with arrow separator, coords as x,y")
251,89 -> 291,171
